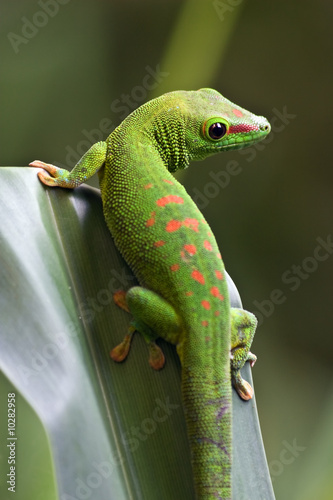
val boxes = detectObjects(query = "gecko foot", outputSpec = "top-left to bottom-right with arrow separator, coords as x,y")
29,160 -> 66,186
232,371 -> 254,401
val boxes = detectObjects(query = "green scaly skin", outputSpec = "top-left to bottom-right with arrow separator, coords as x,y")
30,88 -> 270,500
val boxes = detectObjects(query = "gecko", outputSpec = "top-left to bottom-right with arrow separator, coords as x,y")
30,88 -> 270,500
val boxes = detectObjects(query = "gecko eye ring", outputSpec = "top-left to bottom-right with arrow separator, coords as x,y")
204,118 -> 229,141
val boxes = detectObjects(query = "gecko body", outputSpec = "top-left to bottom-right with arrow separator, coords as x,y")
30,88 -> 270,499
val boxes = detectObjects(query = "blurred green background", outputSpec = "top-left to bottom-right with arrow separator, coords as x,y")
1,1 -> 332,498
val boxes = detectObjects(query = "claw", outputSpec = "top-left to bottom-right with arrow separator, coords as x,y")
113,290 -> 130,313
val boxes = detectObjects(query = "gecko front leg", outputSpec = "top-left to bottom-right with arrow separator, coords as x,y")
30,141 -> 107,188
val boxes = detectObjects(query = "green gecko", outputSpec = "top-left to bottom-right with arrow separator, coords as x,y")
30,88 -> 270,500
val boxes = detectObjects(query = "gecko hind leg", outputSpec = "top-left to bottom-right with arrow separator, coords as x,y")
230,308 -> 257,401
110,286 -> 182,370
111,290 -> 166,369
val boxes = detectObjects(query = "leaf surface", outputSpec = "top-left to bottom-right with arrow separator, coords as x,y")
0,167 -> 274,500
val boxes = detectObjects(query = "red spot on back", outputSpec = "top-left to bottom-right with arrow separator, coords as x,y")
170,264 -> 180,272
166,218 -> 199,233
154,240 -> 165,247
215,270 -> 223,280
210,286 -> 224,301
156,195 -> 184,207
214,310 -> 220,316
204,240 -> 212,251
217,253 -> 222,259
183,244 -> 197,256
233,108 -> 243,118
146,211 -> 156,227
163,179 -> 174,185
144,183 -> 153,189
185,291 -> 194,296
191,270 -> 205,285
183,218 -> 199,232
202,321 -> 209,327
201,300 -> 211,310
166,220 -> 182,232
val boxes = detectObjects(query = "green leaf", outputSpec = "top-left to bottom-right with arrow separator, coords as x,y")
0,167 -> 274,500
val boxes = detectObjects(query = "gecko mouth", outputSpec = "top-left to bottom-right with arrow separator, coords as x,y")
210,131 -> 270,152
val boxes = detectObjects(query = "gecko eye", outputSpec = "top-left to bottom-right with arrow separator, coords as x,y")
209,122 -> 227,140
204,118 -> 229,141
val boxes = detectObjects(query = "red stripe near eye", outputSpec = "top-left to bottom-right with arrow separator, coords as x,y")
229,123 -> 259,134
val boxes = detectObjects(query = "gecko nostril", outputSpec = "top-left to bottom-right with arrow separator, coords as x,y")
260,123 -> 270,133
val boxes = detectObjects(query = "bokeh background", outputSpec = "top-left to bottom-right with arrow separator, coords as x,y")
1,1 -> 332,498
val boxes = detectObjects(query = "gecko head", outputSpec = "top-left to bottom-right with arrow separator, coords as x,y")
183,88 -> 271,161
